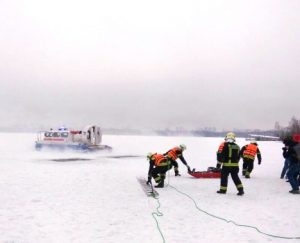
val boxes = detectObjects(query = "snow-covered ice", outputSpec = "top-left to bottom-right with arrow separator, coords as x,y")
0,132 -> 299,243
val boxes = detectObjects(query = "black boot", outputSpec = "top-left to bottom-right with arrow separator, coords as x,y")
237,189 -> 244,196
175,171 -> 181,176
289,189 -> 300,194
217,190 -> 226,194
155,180 -> 164,188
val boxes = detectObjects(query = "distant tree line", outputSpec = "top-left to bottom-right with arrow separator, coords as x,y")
155,128 -> 277,138
274,117 -> 300,140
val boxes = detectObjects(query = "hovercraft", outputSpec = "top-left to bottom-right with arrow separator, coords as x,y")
35,125 -> 112,152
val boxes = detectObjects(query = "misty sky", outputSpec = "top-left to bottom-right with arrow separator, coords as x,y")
0,0 -> 299,131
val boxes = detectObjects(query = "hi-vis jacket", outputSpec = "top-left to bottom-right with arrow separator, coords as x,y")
164,147 -> 187,165
152,153 -> 168,166
217,142 -> 240,167
240,144 -> 262,162
148,153 -> 170,176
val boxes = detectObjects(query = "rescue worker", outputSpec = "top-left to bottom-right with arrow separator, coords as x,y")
164,144 -> 191,176
240,139 -> 262,178
146,152 -> 171,188
216,132 -> 244,196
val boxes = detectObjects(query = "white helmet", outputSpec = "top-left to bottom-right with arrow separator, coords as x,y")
250,139 -> 257,144
147,152 -> 153,160
225,132 -> 236,142
179,144 -> 187,150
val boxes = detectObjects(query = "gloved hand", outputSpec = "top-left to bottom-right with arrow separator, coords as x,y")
216,163 -> 221,169
146,177 -> 152,185
187,165 -> 191,173
258,161 -> 261,165
215,167 -> 221,172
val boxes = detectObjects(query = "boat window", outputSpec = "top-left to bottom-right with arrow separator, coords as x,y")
43,132 -> 68,138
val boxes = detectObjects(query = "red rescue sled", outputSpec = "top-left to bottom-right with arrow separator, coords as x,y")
188,167 -> 221,178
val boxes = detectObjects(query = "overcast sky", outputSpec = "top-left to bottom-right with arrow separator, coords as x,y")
0,0 -> 299,131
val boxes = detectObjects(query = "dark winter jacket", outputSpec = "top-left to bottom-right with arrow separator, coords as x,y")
282,142 -> 299,165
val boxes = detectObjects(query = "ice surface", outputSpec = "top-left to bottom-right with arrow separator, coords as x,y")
0,133 -> 299,243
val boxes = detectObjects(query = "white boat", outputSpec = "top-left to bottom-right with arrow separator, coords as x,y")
35,125 -> 112,151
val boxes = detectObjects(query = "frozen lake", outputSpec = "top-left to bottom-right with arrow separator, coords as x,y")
0,132 -> 299,243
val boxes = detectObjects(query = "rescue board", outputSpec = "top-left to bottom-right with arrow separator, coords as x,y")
137,177 -> 159,197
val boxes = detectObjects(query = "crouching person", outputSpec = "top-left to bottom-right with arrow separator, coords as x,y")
147,152 -> 171,188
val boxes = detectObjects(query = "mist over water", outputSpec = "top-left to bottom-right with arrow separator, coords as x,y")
1,0 -> 299,131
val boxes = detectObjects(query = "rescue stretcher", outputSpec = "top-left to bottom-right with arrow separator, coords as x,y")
188,167 -> 221,178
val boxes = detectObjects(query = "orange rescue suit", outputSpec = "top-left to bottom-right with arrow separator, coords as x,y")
243,144 -> 258,160
166,147 -> 182,160
152,153 -> 167,166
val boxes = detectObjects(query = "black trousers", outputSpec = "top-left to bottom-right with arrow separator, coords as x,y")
220,166 -> 243,191
169,159 -> 179,172
152,165 -> 170,183
242,158 -> 254,175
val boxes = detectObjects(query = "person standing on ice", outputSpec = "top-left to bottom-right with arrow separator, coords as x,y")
164,144 -> 191,176
216,132 -> 244,196
283,136 -> 300,194
281,138 -> 291,179
240,139 -> 262,178
146,152 -> 171,188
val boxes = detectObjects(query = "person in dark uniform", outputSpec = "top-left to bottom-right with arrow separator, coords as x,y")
216,132 -> 244,196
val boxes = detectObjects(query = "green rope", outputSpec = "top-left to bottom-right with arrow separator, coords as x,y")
150,194 -> 166,243
170,185 -> 300,240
